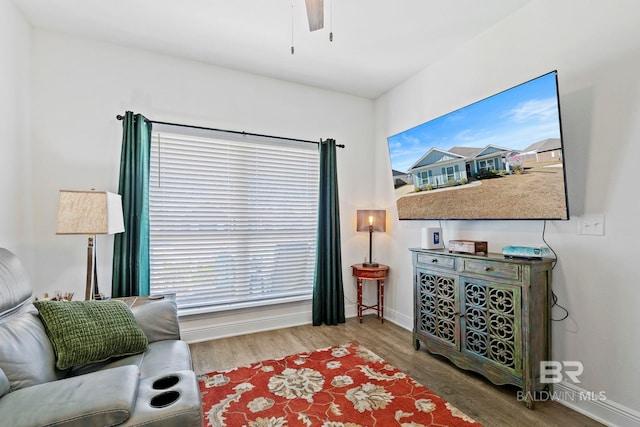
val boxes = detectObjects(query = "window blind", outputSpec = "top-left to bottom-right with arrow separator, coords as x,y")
149,131 -> 319,315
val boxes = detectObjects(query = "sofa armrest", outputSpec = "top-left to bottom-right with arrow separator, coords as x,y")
0,365 -> 139,427
130,299 -> 181,342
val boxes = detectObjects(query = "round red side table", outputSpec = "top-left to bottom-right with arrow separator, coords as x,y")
351,263 -> 389,323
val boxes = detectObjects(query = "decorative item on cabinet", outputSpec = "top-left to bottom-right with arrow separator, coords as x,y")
448,240 -> 488,255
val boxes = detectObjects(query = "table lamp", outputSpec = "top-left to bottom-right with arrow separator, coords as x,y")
56,190 -> 125,300
356,210 -> 386,267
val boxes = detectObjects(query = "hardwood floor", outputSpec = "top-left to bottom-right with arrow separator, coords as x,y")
189,316 -> 603,427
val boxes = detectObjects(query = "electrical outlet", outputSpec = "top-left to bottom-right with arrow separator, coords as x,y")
578,214 -> 605,236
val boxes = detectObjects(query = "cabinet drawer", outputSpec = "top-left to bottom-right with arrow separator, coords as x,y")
353,268 -> 387,279
463,259 -> 521,281
416,253 -> 456,270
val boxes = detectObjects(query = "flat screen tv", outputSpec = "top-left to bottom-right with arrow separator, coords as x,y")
387,70 -> 569,220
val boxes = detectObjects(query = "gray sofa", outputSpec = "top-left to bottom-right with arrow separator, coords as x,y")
0,248 -> 202,427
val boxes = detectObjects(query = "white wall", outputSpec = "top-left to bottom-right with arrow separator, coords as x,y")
29,30 -> 374,336
374,0 -> 640,423
0,0 -> 33,267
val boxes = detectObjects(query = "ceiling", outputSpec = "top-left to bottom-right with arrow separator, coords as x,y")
12,0 -> 531,99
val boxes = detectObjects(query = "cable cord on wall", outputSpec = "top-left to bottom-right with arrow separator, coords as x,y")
542,220 -> 569,321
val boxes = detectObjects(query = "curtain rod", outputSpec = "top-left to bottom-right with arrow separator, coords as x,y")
115,115 -> 345,148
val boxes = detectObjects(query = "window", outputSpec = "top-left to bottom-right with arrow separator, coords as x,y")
149,130 -> 319,315
478,160 -> 486,173
446,166 -> 454,181
419,171 -> 429,186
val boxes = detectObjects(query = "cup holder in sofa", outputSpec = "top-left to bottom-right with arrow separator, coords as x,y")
152,375 -> 180,390
150,390 -> 181,408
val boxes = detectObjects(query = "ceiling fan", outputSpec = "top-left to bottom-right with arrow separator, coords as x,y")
304,0 -> 324,31
291,0 -> 331,54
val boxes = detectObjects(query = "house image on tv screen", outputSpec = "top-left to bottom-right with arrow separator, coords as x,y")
406,138 -> 562,190
408,144 -> 510,189
519,138 -> 562,162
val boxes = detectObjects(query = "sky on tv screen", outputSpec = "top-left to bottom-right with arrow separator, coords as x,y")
387,72 -> 561,173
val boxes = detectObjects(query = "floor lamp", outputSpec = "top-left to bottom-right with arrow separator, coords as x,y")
56,190 -> 125,300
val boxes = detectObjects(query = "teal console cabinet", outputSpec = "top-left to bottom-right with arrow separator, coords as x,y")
410,248 -> 553,409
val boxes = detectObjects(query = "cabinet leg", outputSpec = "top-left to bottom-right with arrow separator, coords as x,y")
523,381 -> 536,409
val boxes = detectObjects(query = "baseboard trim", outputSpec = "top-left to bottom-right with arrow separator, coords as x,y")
181,301 -> 360,344
181,309 -> 311,344
554,381 -> 640,427
384,307 -> 412,331
180,304 -> 410,345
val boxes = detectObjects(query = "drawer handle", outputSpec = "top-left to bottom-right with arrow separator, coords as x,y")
431,259 -> 438,263
485,266 -> 494,272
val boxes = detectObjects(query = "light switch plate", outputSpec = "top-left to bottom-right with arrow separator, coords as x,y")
578,214 -> 605,236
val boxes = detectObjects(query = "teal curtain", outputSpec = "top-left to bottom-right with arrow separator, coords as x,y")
112,111 -> 151,297
312,139 -> 345,326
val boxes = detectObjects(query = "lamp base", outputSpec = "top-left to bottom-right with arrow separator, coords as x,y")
362,262 -> 379,268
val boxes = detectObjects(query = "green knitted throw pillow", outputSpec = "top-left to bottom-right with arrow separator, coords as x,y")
33,300 -> 148,370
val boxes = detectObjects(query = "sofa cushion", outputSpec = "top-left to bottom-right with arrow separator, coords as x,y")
69,340 -> 193,380
131,299 -> 181,342
0,365 -> 139,427
33,300 -> 148,370
0,306 -> 61,390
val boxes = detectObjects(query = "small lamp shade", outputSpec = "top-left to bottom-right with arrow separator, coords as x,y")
56,190 -> 125,235
356,210 -> 386,233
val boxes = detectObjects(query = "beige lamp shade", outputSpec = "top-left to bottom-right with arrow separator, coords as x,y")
356,210 -> 386,232
56,190 -> 125,235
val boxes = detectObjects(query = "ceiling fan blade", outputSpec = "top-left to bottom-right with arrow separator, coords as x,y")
305,0 -> 324,31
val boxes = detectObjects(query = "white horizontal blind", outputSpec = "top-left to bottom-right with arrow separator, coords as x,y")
149,131 -> 319,315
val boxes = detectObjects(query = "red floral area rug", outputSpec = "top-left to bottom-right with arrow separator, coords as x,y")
198,342 -> 482,426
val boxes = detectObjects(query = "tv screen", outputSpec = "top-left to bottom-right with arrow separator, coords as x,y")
387,71 -> 569,220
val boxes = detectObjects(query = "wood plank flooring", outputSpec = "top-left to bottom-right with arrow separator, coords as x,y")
189,316 -> 603,427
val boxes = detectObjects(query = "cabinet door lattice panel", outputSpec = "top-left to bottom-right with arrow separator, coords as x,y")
417,271 -> 457,348
462,280 -> 521,374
